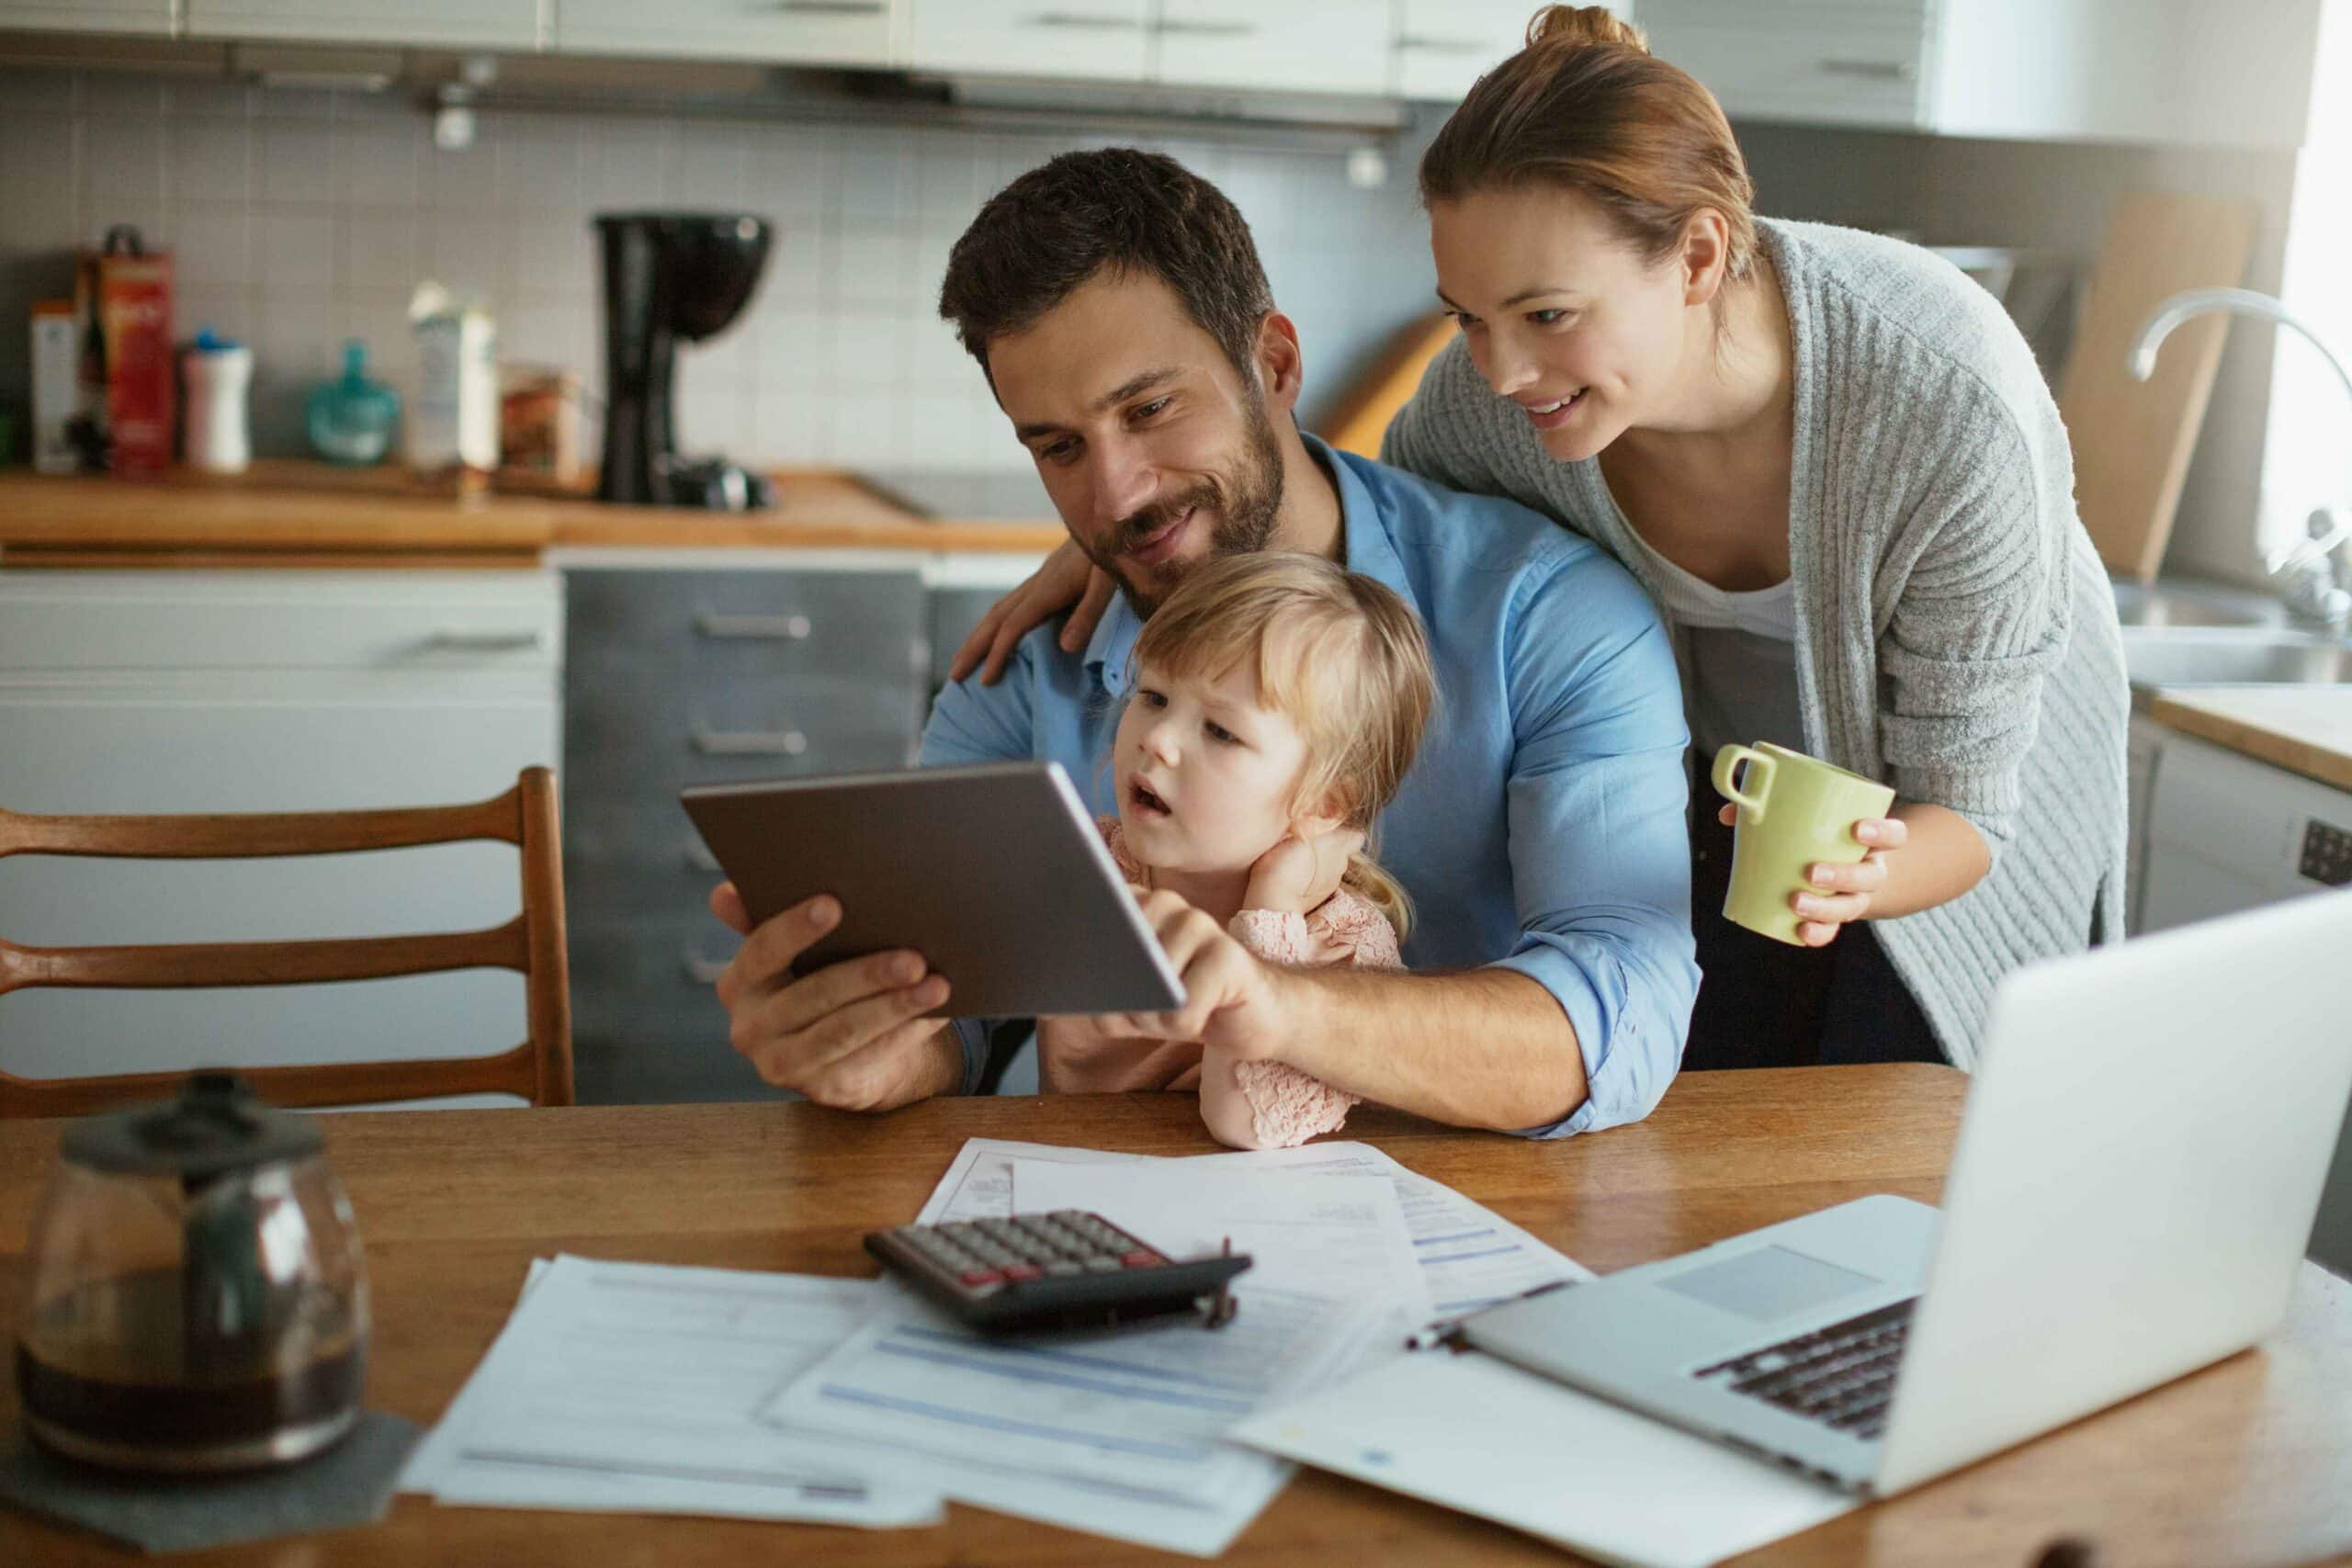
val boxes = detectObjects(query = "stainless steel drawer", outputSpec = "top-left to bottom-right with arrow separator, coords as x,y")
566,917 -> 777,1105
565,670 -> 923,800
564,567 -> 926,682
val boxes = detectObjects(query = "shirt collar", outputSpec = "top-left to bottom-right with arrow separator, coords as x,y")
1083,432 -> 1403,699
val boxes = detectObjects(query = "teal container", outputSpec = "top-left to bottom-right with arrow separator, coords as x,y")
305,340 -> 400,465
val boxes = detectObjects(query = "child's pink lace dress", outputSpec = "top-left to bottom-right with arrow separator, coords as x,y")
1036,818 -> 1400,1147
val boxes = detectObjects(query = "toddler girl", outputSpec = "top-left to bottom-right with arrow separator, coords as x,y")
1039,552 -> 1436,1148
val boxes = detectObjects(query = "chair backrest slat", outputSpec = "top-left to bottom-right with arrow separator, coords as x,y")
0,795 -> 521,861
0,919 -> 529,996
0,769 -> 572,1117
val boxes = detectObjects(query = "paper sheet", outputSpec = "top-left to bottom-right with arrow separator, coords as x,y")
401,1255 -> 940,1528
1231,1349 -> 1859,1568
1179,1141 -> 1592,1317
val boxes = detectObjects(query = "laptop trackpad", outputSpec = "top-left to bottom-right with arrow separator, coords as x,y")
1659,1246 -> 1881,1322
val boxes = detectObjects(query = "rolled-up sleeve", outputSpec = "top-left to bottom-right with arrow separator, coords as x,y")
919,636 -> 1044,1093
1876,411 -> 2070,848
1487,552 -> 1699,1138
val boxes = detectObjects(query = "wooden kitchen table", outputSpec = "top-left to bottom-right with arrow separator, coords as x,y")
3,1066 -> 2349,1567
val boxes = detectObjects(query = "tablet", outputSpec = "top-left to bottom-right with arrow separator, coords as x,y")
680,761 -> 1184,1020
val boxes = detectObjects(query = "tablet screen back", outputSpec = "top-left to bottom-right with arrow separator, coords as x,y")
680,761 -> 1183,1020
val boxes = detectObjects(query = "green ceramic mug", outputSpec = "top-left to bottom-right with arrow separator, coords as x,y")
1709,742 -> 1897,946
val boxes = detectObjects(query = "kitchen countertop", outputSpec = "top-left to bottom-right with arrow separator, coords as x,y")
2149,686 -> 2352,794
0,461 -> 1065,560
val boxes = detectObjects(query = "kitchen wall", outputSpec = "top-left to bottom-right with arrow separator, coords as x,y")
0,67 -> 1448,487
0,64 -> 2303,580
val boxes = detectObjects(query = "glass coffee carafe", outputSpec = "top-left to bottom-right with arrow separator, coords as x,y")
15,1072 -> 370,1472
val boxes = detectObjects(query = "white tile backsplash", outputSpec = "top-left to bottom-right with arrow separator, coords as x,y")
0,68 -> 1442,475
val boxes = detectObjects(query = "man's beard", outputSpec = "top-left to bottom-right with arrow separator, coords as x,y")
1082,396 -> 1285,616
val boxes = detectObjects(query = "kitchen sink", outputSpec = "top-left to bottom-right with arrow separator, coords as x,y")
2120,627 -> 2352,711
2109,579 -> 2284,630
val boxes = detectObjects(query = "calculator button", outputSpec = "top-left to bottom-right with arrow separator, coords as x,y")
958,1269 -> 1004,1289
1002,1263 -> 1043,1281
1121,1250 -> 1163,1268
1083,1257 -> 1122,1273
1045,1260 -> 1083,1277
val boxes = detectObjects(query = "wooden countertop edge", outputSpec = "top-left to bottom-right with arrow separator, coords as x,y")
0,468 -> 1066,557
2150,690 -> 2352,794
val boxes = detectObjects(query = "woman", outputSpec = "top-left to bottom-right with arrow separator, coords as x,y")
953,5 -> 2129,1072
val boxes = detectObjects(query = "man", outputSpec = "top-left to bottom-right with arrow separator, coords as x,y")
712,148 -> 1697,1137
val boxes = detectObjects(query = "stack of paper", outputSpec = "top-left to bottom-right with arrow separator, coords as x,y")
399,1256 -> 940,1527
404,1136 -> 1594,1557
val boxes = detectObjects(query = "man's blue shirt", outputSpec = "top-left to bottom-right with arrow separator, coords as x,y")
922,435 -> 1698,1136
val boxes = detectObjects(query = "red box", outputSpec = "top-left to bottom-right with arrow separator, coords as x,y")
74,229 -> 175,476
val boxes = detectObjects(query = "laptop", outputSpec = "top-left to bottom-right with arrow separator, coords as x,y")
1463,888 -> 2352,1496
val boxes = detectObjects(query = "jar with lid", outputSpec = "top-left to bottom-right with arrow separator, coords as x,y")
14,1072 -> 371,1472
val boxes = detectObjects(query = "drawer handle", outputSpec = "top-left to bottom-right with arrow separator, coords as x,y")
1155,17 -> 1253,36
691,718 -> 808,757
682,952 -> 730,986
684,838 -> 722,873
695,611 -> 812,641
1818,57 -> 1915,81
421,630 -> 545,652
770,0 -> 887,11
1028,10 -> 1145,29
1397,33 -> 1485,53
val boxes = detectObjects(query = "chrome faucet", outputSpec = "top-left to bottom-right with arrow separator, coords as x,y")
2129,287 -> 2352,628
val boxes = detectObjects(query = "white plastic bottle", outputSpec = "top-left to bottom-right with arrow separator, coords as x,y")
182,330 -> 254,474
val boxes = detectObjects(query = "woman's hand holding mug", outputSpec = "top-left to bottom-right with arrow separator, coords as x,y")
1713,803 -> 1907,945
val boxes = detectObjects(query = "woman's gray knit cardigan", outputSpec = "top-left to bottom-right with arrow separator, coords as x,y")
1384,216 -> 2130,1070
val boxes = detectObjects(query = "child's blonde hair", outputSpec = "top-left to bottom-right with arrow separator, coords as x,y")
1131,553 -> 1436,938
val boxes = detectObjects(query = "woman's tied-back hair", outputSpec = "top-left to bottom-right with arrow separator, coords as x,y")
1131,553 -> 1436,939
1419,5 -> 1758,293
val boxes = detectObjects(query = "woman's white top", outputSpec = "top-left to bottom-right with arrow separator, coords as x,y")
1622,526 -> 1808,760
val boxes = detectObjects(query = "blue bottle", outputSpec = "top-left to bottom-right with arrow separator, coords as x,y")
306,340 -> 400,465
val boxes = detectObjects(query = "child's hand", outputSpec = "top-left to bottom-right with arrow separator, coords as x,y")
1243,825 -> 1366,915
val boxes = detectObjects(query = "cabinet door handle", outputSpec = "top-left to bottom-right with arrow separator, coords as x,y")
694,611 -> 812,641
682,951 -> 730,986
1028,10 -> 1145,30
420,630 -> 545,653
1818,57 -> 1915,81
691,718 -> 808,756
770,0 -> 888,12
684,838 -> 721,873
1155,17 -> 1254,36
1396,34 -> 1485,53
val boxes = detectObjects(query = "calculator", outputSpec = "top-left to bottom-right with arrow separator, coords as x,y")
865,1211 -> 1253,1334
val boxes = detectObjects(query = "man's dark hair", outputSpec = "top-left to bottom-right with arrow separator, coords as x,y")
938,148 -> 1275,382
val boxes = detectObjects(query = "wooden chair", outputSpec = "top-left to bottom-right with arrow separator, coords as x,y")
0,767 -> 572,1118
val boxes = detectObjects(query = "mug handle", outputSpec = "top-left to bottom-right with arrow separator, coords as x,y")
1711,744 -> 1775,823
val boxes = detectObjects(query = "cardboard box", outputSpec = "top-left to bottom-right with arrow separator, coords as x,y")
73,227 -> 175,476
30,300 -> 78,475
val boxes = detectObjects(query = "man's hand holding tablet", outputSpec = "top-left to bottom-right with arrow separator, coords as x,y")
687,762 -> 1186,1108
708,882 -> 962,1111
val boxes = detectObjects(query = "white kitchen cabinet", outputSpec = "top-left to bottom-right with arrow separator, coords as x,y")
0,570 -> 563,1109
2137,728 -> 2352,1276
1154,0 -> 1389,96
556,0 -> 902,67
2124,712 -> 2168,933
183,0 -> 545,49
0,0 -> 171,34
1636,0 -> 1938,130
1639,0 -> 2322,146
1930,0 -> 2321,151
1393,0 -> 1544,102
910,0 -> 1150,83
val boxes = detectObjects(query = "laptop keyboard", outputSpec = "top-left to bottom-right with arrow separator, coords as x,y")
1690,1298 -> 1916,1440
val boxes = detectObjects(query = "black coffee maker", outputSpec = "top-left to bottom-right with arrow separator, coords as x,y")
594,211 -> 774,509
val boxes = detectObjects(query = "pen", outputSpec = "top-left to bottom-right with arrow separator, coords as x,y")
1404,1277 -> 1576,1351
